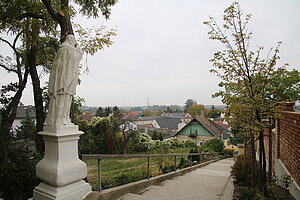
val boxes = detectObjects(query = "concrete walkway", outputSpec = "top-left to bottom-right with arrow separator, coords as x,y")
118,158 -> 235,200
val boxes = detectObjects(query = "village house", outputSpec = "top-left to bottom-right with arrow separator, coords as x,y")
152,117 -> 182,130
174,116 -> 231,146
131,116 -> 156,126
12,105 -> 36,132
161,113 -> 192,123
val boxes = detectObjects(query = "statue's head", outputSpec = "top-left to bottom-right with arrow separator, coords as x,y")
65,34 -> 76,47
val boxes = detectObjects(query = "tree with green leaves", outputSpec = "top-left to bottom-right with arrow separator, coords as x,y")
1,1 -> 118,198
15,115 -> 36,141
205,109 -> 221,118
151,130 -> 163,141
204,2 -> 300,192
0,0 -> 117,154
202,138 -> 224,152
0,0 -> 61,153
95,107 -> 105,117
184,99 -> 197,113
104,106 -> 112,117
187,104 -> 205,118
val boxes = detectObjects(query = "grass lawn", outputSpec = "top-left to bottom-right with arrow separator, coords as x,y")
83,147 -> 194,190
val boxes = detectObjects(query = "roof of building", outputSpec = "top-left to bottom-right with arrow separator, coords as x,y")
16,105 -> 36,118
175,118 -> 214,137
132,116 -> 156,121
137,126 -> 177,139
81,112 -> 95,122
125,111 -> 141,119
213,121 -> 230,129
154,117 -> 182,129
161,113 -> 191,119
175,116 -> 230,137
195,115 -> 229,136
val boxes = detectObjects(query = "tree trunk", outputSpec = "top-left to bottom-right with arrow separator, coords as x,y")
251,133 -> 256,188
259,129 -> 267,192
123,133 -> 127,154
0,68 -> 29,162
268,119 -> 273,182
261,130 -> 267,193
28,45 -> 45,153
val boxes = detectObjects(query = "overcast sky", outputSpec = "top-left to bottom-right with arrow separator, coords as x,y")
1,0 -> 300,107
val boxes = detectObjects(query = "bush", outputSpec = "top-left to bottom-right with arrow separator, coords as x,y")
113,172 -> 145,186
202,138 -> 224,152
184,140 -> 197,148
0,140 -> 42,200
238,187 -> 265,200
178,157 -> 191,169
223,149 -> 234,157
187,148 -> 200,163
231,155 -> 259,187
151,130 -> 163,141
161,165 -> 176,174
266,182 -> 295,200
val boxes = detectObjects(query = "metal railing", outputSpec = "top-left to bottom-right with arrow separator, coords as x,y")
81,152 -> 223,192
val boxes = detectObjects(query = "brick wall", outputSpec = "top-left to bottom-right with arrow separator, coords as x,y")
277,111 -> 300,186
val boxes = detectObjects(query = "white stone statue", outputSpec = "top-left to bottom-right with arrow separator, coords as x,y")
44,34 -> 83,127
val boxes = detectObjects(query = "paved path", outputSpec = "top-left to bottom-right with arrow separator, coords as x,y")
119,158 -> 234,200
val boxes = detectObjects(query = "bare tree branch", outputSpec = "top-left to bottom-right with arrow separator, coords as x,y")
0,63 -> 18,74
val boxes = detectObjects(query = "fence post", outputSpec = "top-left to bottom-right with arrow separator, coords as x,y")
174,156 -> 177,171
147,157 -> 150,180
98,159 -> 102,192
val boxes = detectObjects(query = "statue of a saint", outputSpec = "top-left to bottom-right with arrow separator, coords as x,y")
44,34 -> 83,127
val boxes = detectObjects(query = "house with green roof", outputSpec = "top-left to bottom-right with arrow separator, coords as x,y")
174,116 -> 230,146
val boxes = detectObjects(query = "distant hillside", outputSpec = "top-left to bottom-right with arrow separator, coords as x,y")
80,104 -> 227,113
204,105 -> 227,110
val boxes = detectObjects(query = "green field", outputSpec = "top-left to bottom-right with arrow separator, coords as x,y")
83,147 -> 194,190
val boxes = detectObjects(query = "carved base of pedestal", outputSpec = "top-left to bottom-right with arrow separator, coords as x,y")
33,180 -> 91,200
33,125 -> 91,200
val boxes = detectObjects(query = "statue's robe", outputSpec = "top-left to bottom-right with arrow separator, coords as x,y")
44,37 -> 83,127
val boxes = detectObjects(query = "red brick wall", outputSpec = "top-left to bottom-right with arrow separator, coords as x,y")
277,111 -> 300,185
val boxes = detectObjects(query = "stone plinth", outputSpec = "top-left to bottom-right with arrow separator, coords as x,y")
33,125 -> 91,200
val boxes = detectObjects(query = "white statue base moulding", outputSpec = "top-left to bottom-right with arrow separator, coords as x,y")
33,125 -> 91,200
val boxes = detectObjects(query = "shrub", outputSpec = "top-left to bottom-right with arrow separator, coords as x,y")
163,138 -> 185,149
266,182 -> 295,200
113,172 -> 145,186
161,165 -> 175,174
202,138 -> 224,152
238,187 -> 265,200
178,157 -> 191,169
187,148 -> 200,163
231,154 -> 259,187
280,174 -> 292,189
0,140 -> 42,200
223,149 -> 234,157
151,130 -> 163,141
184,140 -> 197,148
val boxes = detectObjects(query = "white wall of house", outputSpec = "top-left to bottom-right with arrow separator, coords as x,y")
152,120 -> 160,129
177,122 -> 186,131
120,122 -> 137,132
132,120 -> 154,126
175,135 -> 214,146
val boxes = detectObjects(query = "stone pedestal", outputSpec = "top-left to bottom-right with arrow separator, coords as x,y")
33,125 -> 91,200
